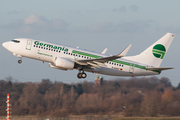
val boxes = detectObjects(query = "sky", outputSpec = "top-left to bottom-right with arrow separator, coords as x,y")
0,0 -> 180,86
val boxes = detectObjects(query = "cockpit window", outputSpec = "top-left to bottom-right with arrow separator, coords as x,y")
11,40 -> 20,43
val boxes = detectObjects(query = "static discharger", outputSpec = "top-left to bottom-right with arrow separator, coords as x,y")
6,94 -> 11,120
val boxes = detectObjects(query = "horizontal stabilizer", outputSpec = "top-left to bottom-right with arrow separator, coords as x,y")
146,67 -> 174,71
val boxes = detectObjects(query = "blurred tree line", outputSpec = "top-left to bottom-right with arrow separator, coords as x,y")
0,76 -> 180,117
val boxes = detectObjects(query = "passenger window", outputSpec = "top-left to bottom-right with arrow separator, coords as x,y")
46,48 -> 48,50
114,63 -> 116,65
34,45 -> 35,47
87,57 -> 89,59
84,56 -> 86,58
39,46 -> 41,48
109,62 -> 111,64
41,47 -> 43,49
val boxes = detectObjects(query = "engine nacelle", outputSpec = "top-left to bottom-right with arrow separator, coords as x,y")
53,57 -> 74,70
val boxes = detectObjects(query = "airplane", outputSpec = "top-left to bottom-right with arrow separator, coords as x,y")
2,33 -> 175,79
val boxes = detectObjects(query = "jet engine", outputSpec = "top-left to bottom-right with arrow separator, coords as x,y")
53,57 -> 74,70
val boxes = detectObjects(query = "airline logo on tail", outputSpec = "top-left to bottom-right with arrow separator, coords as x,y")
152,44 -> 166,59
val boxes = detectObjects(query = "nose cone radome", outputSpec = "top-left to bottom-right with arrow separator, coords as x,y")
2,42 -> 9,49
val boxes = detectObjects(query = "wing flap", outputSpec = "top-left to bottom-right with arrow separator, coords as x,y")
87,62 -> 101,68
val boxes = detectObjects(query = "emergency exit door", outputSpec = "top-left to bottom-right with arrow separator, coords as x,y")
129,63 -> 135,73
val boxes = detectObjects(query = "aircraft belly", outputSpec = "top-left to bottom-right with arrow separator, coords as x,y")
85,67 -> 159,76
93,67 -> 132,76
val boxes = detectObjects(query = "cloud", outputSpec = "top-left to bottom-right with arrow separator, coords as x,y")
113,5 -> 140,13
129,5 -> 140,12
1,14 -> 159,34
24,15 -> 48,25
51,19 -> 68,30
87,20 -> 158,33
2,15 -> 68,34
117,20 -> 158,32
89,22 -> 114,32
112,6 -> 127,13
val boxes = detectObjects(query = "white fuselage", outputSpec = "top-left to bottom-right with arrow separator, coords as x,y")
2,38 -> 159,77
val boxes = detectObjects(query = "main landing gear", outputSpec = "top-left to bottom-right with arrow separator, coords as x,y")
77,70 -> 87,79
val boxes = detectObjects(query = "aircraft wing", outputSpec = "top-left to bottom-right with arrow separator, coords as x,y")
146,67 -> 174,71
74,44 -> 131,68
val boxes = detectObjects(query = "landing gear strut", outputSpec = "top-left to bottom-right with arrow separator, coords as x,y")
77,70 -> 87,79
12,53 -> 22,64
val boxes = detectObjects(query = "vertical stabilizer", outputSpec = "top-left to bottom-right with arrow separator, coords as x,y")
125,33 -> 175,67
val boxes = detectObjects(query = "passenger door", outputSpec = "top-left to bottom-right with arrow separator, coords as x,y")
26,40 -> 32,50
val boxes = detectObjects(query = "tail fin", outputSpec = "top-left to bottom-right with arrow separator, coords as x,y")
125,33 -> 175,67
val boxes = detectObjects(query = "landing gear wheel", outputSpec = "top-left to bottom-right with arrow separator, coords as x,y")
82,73 -> 87,78
77,73 -> 82,79
18,60 -> 22,64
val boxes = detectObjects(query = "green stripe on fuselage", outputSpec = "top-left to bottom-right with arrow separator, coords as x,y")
72,50 -> 103,58
72,50 -> 160,73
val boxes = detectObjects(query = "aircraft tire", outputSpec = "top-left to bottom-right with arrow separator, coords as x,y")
77,73 -> 82,79
18,60 -> 22,64
82,73 -> 87,78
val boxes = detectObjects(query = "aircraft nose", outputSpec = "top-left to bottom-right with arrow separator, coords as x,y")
2,42 -> 9,49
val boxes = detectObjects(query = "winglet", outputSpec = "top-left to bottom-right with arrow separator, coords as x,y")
101,48 -> 108,54
118,44 -> 132,57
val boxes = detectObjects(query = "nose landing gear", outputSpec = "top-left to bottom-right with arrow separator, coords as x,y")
12,53 -> 22,64
18,59 -> 22,64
